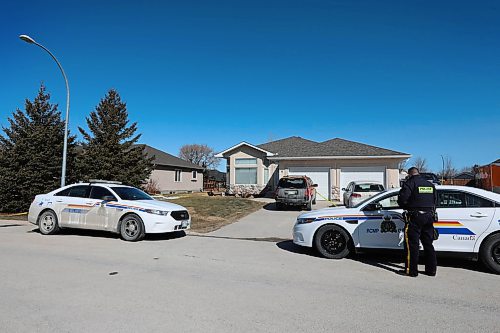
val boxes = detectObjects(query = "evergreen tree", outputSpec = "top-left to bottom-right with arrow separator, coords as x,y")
0,85 -> 77,212
77,89 -> 153,187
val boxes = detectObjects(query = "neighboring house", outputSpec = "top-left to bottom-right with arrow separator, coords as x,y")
140,145 -> 204,194
203,169 -> 226,191
475,159 -> 500,194
215,136 -> 411,200
443,172 -> 474,186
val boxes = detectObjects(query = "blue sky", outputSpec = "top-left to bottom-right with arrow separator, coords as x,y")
1,0 -> 499,172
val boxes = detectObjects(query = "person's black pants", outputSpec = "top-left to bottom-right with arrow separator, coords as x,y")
404,211 -> 437,276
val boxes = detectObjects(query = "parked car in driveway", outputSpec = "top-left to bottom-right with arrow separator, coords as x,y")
293,185 -> 500,274
342,181 -> 385,207
28,180 -> 190,241
275,176 -> 317,211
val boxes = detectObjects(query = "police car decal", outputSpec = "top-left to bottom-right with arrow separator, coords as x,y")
434,221 -> 475,236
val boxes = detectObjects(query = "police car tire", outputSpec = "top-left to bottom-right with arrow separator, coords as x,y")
480,234 -> 500,274
38,210 -> 59,235
119,214 -> 145,242
314,224 -> 351,259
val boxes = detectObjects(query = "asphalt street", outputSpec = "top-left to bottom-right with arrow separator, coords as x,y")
0,207 -> 499,332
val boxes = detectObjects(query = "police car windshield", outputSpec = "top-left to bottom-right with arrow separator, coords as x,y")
352,190 -> 389,208
111,187 -> 153,201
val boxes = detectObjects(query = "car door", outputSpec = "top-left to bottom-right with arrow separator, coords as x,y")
358,192 -> 405,249
54,185 -> 91,227
435,190 -> 496,252
85,186 -> 118,230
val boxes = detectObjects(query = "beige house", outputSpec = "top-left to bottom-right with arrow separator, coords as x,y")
215,137 -> 411,200
142,145 -> 204,194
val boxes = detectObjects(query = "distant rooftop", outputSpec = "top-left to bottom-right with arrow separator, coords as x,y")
256,136 -> 409,158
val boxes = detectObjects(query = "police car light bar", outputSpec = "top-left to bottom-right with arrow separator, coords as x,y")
89,179 -> 123,185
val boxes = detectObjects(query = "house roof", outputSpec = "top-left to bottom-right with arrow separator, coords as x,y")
452,172 -> 474,180
139,144 -> 204,170
256,136 -> 410,159
493,159 -> 500,164
214,141 -> 274,158
206,169 -> 226,182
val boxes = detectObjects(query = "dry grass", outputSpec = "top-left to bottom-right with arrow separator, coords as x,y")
163,195 -> 264,233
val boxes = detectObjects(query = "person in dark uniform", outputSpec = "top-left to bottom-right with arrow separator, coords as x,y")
397,167 -> 437,277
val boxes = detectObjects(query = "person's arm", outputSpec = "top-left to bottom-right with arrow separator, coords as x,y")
397,180 -> 413,209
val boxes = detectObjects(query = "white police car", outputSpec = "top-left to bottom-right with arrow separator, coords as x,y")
293,185 -> 500,273
28,181 -> 190,241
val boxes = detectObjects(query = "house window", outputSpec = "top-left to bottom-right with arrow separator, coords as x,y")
235,158 -> 257,165
235,168 -> 257,184
175,170 -> 182,182
192,171 -> 197,179
264,168 -> 269,184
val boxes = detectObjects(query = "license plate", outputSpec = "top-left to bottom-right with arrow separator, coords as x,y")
181,220 -> 189,228
285,190 -> 298,195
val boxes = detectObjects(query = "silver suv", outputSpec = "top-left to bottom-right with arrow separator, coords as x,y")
275,176 -> 317,210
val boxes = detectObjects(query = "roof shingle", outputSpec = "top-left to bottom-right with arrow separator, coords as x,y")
139,145 -> 204,170
257,136 -> 408,157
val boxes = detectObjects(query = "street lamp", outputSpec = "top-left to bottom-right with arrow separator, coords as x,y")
19,34 -> 70,187
440,155 -> 445,184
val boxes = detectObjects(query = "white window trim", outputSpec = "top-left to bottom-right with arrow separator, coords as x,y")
175,170 -> 182,182
235,158 -> 258,165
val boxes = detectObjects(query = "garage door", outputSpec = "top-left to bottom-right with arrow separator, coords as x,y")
288,167 -> 330,200
340,166 -> 386,198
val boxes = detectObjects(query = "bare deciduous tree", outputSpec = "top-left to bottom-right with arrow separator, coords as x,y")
179,144 -> 219,169
441,156 -> 457,180
412,157 -> 428,173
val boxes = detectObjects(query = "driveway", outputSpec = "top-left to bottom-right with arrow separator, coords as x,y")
207,199 -> 331,240
1,209 -> 499,332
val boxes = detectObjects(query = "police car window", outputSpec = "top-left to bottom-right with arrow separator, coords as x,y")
54,188 -> 71,196
374,194 -> 400,209
68,186 -> 90,198
89,186 -> 116,201
437,191 -> 465,208
465,193 -> 494,208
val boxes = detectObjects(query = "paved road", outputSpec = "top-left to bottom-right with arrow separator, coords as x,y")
0,210 -> 499,332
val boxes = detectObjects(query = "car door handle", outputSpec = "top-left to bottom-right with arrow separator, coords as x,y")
55,200 -> 63,203
470,213 -> 488,218
346,220 -> 358,224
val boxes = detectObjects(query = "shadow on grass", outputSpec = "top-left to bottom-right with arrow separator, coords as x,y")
276,240 -> 495,275
28,227 -> 186,241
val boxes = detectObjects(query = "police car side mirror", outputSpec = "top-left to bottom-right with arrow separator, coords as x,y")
364,203 -> 382,211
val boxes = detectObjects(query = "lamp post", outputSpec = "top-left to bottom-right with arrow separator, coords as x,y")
440,155 -> 445,184
19,34 -> 70,187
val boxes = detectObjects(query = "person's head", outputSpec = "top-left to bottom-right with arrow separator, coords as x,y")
408,167 -> 420,176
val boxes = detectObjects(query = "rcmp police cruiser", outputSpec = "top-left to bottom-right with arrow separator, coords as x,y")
397,167 -> 438,277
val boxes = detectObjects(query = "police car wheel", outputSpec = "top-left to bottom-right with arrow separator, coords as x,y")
315,224 -> 351,259
480,234 -> 500,274
119,214 -> 145,242
38,210 -> 60,235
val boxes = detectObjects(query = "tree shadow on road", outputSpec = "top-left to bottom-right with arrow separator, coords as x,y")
276,240 -> 495,275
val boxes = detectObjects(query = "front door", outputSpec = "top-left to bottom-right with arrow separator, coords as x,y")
359,193 -> 405,249
85,186 -> 118,231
